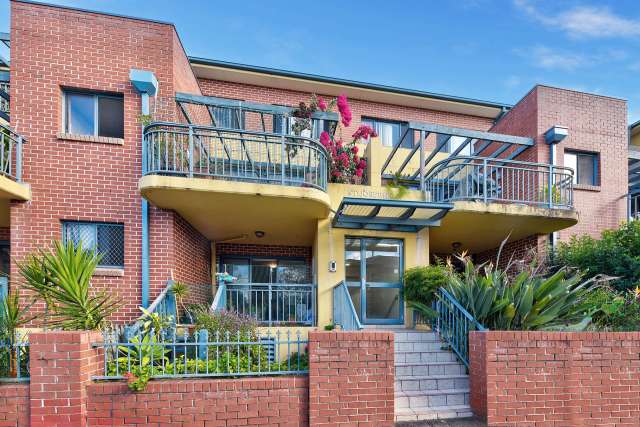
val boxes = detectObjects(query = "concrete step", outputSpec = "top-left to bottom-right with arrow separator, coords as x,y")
395,340 -> 446,353
395,389 -> 470,409
393,331 -> 439,343
395,405 -> 474,422
395,374 -> 469,392
395,361 -> 466,376
395,350 -> 458,363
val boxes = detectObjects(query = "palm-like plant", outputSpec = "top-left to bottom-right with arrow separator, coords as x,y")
170,281 -> 189,322
0,291 -> 35,377
446,249 -> 601,331
17,254 -> 55,329
39,241 -> 121,330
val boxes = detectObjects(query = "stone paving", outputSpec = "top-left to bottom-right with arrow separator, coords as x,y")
396,417 -> 487,427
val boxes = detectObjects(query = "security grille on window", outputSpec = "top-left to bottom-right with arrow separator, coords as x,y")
64,91 -> 124,138
211,106 -> 245,129
62,222 -> 124,268
564,150 -> 598,185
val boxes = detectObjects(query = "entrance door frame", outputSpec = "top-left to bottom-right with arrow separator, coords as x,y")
345,237 -> 404,325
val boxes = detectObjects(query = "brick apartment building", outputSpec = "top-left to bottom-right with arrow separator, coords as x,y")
0,0 -> 628,329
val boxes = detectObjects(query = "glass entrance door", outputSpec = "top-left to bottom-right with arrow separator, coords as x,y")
345,237 -> 403,325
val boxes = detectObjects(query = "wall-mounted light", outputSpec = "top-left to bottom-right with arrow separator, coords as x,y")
452,242 -> 462,252
254,230 -> 265,238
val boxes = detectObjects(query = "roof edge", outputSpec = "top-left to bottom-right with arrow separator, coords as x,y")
189,56 -> 512,111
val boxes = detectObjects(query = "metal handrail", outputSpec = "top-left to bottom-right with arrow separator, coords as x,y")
424,155 -> 574,209
434,287 -> 486,368
332,281 -> 362,331
126,280 -> 177,338
142,122 -> 328,191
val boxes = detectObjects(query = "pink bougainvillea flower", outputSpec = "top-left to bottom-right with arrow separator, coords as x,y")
319,131 -> 330,147
355,168 -> 363,177
351,145 -> 359,155
337,95 -> 352,127
359,159 -> 367,169
317,96 -> 327,112
352,124 -> 375,141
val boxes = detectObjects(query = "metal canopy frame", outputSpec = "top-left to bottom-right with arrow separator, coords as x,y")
332,197 -> 453,232
380,121 -> 534,188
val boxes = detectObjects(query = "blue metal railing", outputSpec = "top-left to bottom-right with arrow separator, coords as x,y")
332,281 -> 362,331
126,280 -> 177,338
94,328 -> 308,380
434,287 -> 486,368
143,122 -> 328,191
0,338 -> 29,382
0,123 -> 24,182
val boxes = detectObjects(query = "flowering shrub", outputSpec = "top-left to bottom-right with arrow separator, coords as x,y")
292,94 -> 373,184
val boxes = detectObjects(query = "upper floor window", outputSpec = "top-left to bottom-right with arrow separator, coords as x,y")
361,118 -> 413,148
64,91 -> 124,139
62,221 -> 125,268
211,106 -> 245,129
437,135 -> 473,155
564,150 -> 598,186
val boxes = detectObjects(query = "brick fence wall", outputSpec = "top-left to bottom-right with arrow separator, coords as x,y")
87,377 -> 309,426
0,330 -> 394,426
469,331 -> 640,426
308,331 -> 395,427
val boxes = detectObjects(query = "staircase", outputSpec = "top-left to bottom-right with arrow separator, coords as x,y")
393,329 -> 473,421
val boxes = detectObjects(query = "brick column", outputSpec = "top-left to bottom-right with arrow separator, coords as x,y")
468,331 -> 488,419
308,331 -> 394,427
29,331 -> 103,427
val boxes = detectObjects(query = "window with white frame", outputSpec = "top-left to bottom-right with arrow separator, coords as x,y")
62,221 -> 125,268
63,90 -> 124,139
361,117 -> 413,148
564,150 -> 598,185
436,134 -> 473,155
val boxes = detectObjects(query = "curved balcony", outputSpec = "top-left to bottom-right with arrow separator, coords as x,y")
424,156 -> 574,209
143,122 -> 328,191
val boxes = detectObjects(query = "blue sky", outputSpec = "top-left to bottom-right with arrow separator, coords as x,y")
1,0 -> 638,122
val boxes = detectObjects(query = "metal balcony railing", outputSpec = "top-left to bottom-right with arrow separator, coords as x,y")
424,156 -> 574,209
0,122 -> 23,182
143,122 -> 328,191
212,264 -> 315,326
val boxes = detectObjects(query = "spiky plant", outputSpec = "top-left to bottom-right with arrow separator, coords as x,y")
0,290 -> 35,377
170,281 -> 189,322
17,254 -> 56,329
41,241 -> 121,330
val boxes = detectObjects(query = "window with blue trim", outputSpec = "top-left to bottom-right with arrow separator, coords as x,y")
564,150 -> 598,186
63,90 -> 124,138
62,222 -> 125,268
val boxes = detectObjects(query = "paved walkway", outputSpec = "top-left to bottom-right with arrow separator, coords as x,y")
397,418 -> 486,427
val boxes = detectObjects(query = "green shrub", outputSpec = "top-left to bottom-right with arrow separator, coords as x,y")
553,220 -> 640,292
446,252 -> 599,331
404,265 -> 448,305
583,287 -> 640,331
192,307 -> 259,340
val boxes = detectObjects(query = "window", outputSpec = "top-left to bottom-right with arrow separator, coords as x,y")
437,134 -> 473,155
361,118 -> 413,148
64,91 -> 124,138
211,106 -> 245,129
564,150 -> 598,185
62,222 -> 125,268
273,115 -> 335,139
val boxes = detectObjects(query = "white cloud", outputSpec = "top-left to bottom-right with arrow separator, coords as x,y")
517,45 -> 628,72
504,75 -> 522,88
514,0 -> 640,39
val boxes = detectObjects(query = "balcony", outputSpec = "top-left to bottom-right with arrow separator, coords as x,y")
212,264 -> 315,326
424,156 -> 574,209
0,123 -> 29,206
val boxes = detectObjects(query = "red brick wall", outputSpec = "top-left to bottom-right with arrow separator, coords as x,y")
308,331 -> 395,426
469,331 -> 640,426
29,331 -> 104,427
197,79 -> 496,144
9,1 -> 206,321
0,383 -> 29,426
173,213 -> 211,306
86,377 -> 309,426
474,235 -> 543,270
216,242 -> 311,262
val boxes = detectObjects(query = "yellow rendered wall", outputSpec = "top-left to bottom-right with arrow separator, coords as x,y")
314,183 -> 430,328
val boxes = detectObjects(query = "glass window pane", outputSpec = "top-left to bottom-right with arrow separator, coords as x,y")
345,238 -> 361,282
366,287 -> 400,320
577,154 -> 596,185
365,239 -> 401,283
66,93 -> 95,135
98,96 -> 124,138
564,152 -> 577,184
96,224 -> 124,268
251,259 -> 278,283
64,223 -> 96,250
222,258 -> 250,283
348,286 -> 361,317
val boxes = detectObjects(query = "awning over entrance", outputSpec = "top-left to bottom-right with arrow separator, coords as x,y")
332,197 -> 453,232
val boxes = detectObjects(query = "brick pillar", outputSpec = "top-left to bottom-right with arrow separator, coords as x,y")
469,331 -> 488,420
308,331 -> 394,426
29,331 -> 103,427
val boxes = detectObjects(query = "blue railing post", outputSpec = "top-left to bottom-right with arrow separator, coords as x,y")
548,164 -> 554,208
482,158 -> 488,204
197,329 -> 208,361
188,126 -> 194,178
